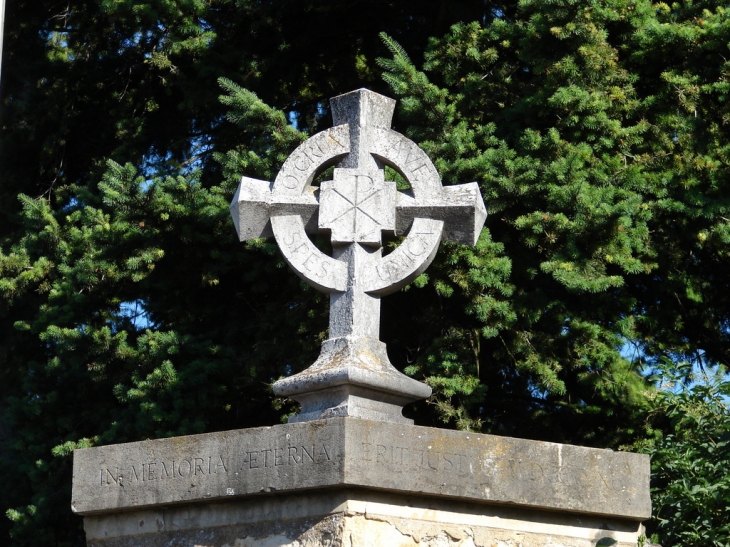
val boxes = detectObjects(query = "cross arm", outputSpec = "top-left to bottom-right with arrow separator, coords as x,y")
229,176 -> 320,241
395,182 -> 487,246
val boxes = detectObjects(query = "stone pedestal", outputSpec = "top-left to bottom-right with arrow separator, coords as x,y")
72,417 -> 650,546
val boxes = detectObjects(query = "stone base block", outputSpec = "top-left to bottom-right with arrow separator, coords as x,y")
84,488 -> 645,547
75,418 -> 650,546
73,417 -> 650,520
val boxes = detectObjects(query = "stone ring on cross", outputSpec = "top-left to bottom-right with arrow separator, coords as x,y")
231,89 -> 487,425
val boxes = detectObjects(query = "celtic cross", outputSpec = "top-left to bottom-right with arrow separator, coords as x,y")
231,89 -> 487,424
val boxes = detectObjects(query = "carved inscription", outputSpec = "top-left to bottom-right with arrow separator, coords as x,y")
270,215 -> 347,293
496,458 -> 628,493
365,218 -> 443,295
483,456 -> 627,492
101,455 -> 229,487
361,443 -> 470,475
274,126 -> 349,195
319,169 -> 396,244
281,231 -> 331,280
240,444 -> 331,469
100,443 -> 333,488
369,128 -> 441,199
360,438 -> 632,497
375,232 -> 434,282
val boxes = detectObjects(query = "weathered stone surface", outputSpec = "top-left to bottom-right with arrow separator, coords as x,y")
275,338 -> 432,424
82,489 -> 647,547
72,417 -> 650,520
229,88 -> 488,424
73,420 -> 343,516
343,420 -> 650,519
319,168 -> 397,245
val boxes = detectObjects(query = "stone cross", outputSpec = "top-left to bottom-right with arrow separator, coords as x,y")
230,89 -> 486,424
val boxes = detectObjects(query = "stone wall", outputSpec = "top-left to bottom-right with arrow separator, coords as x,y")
83,489 -> 645,547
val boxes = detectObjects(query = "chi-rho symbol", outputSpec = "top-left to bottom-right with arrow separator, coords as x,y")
230,89 -> 487,424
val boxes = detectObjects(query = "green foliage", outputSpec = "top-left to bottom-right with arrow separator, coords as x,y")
639,364 -> 730,546
378,0 -> 659,442
0,79 -> 324,542
0,154 -> 324,544
0,3 -> 496,544
3,0 -> 730,544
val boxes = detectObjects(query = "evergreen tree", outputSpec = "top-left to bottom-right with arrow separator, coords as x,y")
376,2 -> 657,440
638,363 -> 730,545
0,2 -> 501,544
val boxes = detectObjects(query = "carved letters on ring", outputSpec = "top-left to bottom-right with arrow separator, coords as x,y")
269,124 -> 446,295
